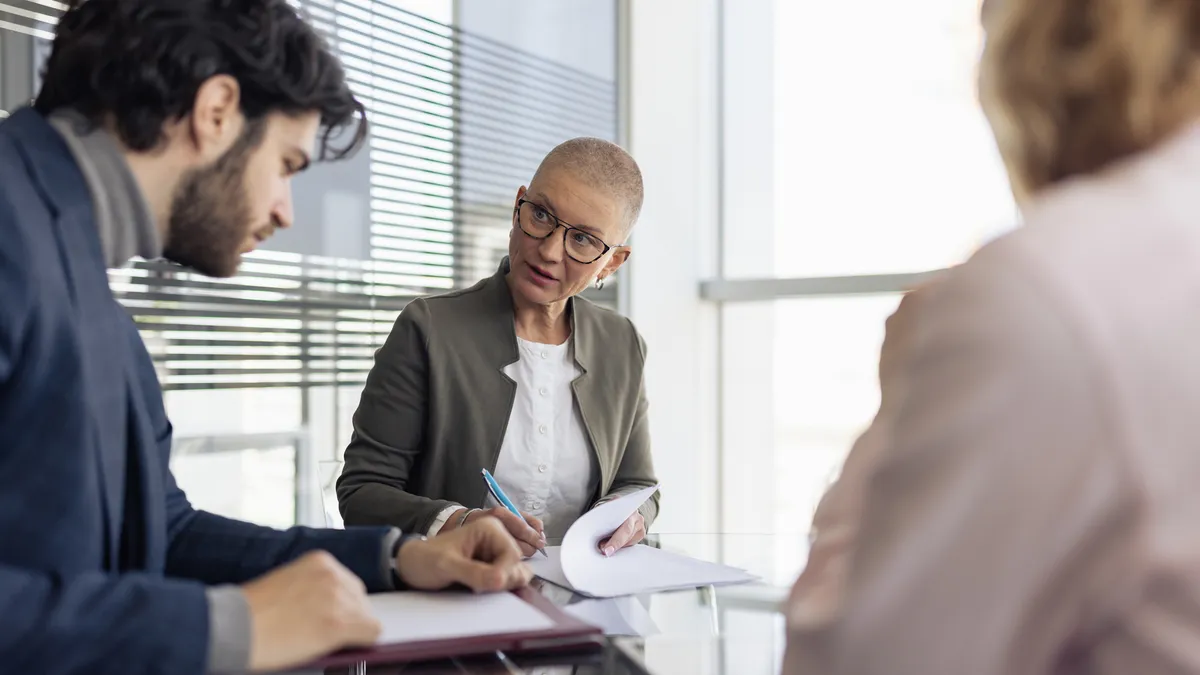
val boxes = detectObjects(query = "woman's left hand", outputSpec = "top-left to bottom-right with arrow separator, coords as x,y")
598,512 -> 646,557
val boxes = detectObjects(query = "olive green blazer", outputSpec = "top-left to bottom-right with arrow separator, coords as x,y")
337,259 -> 660,535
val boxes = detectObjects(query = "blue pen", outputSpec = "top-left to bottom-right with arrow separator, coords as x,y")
481,468 -> 548,558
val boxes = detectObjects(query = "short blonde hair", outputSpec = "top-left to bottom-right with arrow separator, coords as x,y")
979,0 -> 1200,201
531,137 -> 644,234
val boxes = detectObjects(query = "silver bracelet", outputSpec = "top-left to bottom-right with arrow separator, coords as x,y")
457,508 -> 478,529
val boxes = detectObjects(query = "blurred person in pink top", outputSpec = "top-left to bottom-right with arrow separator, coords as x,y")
784,0 -> 1200,673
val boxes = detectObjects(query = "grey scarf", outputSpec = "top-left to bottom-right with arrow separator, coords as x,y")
48,110 -> 161,269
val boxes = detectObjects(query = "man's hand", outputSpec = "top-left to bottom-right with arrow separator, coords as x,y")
442,507 -> 546,558
598,512 -> 646,557
242,551 -> 380,673
398,517 -> 534,592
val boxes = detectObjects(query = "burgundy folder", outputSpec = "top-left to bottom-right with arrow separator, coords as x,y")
306,587 -> 604,669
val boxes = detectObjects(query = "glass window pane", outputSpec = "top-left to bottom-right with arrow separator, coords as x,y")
771,0 -> 1016,276
171,446 -> 297,529
165,389 -> 306,528
165,389 -> 303,436
722,295 -> 900,555
773,295 -> 898,531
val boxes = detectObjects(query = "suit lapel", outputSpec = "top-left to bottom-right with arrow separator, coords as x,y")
474,262 -> 521,489
13,109 -> 129,568
56,210 -> 128,570
569,299 -> 613,491
461,259 -> 615,498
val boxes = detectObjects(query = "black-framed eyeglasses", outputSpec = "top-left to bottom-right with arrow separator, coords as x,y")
514,198 -> 613,264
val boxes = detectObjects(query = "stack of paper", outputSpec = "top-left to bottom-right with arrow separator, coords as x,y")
304,587 -> 605,670
368,591 -> 554,644
529,485 -> 758,597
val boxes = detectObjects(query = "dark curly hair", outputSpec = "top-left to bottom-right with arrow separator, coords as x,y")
33,0 -> 367,161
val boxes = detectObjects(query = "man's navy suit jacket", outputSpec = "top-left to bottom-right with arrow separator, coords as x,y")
0,108 -> 395,674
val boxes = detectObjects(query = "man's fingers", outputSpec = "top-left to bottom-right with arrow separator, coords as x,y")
509,562 -> 534,588
443,556 -> 532,593
350,620 -> 383,647
487,527 -> 528,568
469,516 -> 526,564
341,605 -> 383,646
433,519 -> 535,594
331,582 -> 382,646
444,557 -> 507,593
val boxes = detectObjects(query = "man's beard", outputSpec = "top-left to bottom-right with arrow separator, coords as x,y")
162,120 -> 266,278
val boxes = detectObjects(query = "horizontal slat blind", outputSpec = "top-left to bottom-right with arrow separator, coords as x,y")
0,0 -> 58,40
110,252 -> 615,391
4,1 -> 620,390
299,0 -> 619,285
453,15 -> 619,284
111,251 -> 412,390
302,0 -> 461,288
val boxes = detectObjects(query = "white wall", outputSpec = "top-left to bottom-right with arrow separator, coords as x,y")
625,0 -> 721,538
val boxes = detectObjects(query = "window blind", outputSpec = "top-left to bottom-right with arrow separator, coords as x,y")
109,252 -> 415,390
296,0 -> 620,285
0,0 -> 57,41
298,0 -> 460,288
1,1 -> 620,390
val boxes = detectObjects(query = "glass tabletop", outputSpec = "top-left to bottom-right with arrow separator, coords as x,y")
564,533 -> 804,675
311,533 -> 806,675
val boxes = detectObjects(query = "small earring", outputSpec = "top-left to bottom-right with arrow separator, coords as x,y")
595,276 -> 606,290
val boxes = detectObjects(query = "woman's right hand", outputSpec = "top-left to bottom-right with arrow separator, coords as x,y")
443,507 -> 547,557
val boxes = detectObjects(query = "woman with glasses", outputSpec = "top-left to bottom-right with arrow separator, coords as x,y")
337,138 -> 658,558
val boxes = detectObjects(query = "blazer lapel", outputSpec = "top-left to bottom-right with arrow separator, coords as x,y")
474,261 -> 521,487
469,259 -> 616,495
15,110 -> 128,568
53,213 -> 129,569
570,299 -> 614,491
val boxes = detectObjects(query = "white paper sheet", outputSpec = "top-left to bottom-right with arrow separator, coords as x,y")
368,591 -> 554,645
531,544 -> 757,597
563,597 -> 660,637
528,485 -> 758,597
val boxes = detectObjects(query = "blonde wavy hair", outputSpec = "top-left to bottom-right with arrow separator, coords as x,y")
979,0 -> 1200,201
